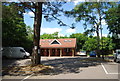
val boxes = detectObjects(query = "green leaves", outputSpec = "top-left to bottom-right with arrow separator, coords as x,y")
2,3 -> 34,53
70,33 -> 88,51
2,3 -> 27,47
83,37 -> 97,51
105,4 -> 120,49
105,4 -> 120,34
100,37 -> 115,50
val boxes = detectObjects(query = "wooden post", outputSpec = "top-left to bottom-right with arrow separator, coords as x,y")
50,49 -> 52,56
60,49 -> 62,57
44,49 -> 47,56
72,48 -> 74,57
49,49 -> 51,57
55,49 -> 58,56
63,48 -> 65,56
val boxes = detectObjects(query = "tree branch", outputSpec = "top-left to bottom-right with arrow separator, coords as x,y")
52,15 -> 71,27
21,2 -> 35,14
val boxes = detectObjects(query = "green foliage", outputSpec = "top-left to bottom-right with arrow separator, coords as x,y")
65,2 -> 113,28
2,4 -> 26,46
40,32 -> 58,39
70,33 -> 88,51
65,2 -> 116,56
2,3 -> 33,53
100,37 -> 115,50
26,26 -> 33,41
83,37 -> 97,51
105,4 -> 120,35
40,32 -> 68,39
105,4 -> 120,49
83,36 -> 115,52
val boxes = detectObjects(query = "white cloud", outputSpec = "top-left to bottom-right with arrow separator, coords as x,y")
23,12 -> 34,17
41,28 -> 62,34
101,19 -> 107,25
58,33 -> 65,37
102,34 -> 108,37
93,19 -> 107,27
8,0 -> 19,2
93,32 -> 108,38
73,0 -> 85,5
66,28 -> 76,33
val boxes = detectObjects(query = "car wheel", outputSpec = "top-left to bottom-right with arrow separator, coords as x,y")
116,59 -> 120,63
114,59 -> 116,62
24,55 -> 28,59
3,56 -> 7,59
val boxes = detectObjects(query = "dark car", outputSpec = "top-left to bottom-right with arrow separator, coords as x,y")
90,51 -> 96,57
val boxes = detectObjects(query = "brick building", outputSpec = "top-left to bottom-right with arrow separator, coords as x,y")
40,38 -> 76,57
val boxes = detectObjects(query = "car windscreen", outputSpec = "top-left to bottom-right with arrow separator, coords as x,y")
81,51 -> 86,53
118,51 -> 120,55
20,49 -> 25,52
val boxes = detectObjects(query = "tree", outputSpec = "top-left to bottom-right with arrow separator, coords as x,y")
65,2 -> 115,57
30,2 -> 66,65
40,32 -> 58,39
2,3 -> 27,47
26,26 -> 33,41
25,26 -> 34,54
8,2 -> 66,65
105,4 -> 120,49
100,37 -> 114,53
83,35 -> 115,55
2,3 -> 34,54
83,37 -> 97,52
70,33 -> 88,51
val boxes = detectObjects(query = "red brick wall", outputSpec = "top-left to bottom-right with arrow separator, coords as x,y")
41,48 -> 76,56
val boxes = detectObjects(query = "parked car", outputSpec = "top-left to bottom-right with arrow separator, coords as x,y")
2,47 -> 30,59
89,51 -> 96,57
76,51 -> 87,56
114,49 -> 120,63
80,51 -> 87,56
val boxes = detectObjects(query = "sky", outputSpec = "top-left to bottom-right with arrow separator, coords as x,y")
23,2 -> 109,37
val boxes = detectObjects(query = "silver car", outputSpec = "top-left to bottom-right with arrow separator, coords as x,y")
114,49 -> 120,63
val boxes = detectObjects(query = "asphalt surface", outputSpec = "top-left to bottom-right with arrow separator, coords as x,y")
2,57 -> 120,80
102,62 -> 119,74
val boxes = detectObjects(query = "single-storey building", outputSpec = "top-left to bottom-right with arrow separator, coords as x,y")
40,38 -> 76,57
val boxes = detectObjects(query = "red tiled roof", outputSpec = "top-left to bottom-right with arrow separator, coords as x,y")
40,38 -> 76,48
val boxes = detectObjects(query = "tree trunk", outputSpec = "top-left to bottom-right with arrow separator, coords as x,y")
31,2 -> 43,65
96,26 -> 100,57
96,6 -> 102,58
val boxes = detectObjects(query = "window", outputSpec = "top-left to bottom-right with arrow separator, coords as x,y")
68,40 -> 72,42
48,40 -> 51,42
52,49 -> 55,52
51,40 -> 59,44
64,48 -> 70,52
64,40 -> 67,42
68,48 -> 71,52
118,51 -> 120,55
20,49 -> 25,52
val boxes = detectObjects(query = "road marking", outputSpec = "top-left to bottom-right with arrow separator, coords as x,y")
101,63 -> 109,74
101,63 -> 120,75
21,73 -> 34,81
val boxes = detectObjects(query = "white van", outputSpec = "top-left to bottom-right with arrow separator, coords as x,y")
2,47 -> 30,59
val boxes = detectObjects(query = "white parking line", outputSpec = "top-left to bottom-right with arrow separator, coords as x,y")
101,63 -> 120,75
101,63 -> 109,74
21,73 -> 34,81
